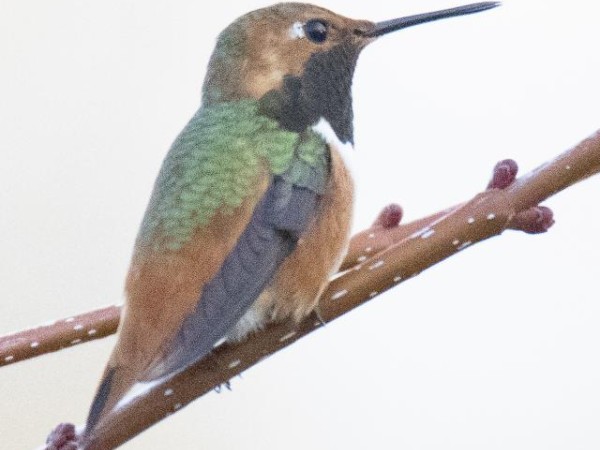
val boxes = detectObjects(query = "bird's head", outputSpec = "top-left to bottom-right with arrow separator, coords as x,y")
202,2 -> 498,142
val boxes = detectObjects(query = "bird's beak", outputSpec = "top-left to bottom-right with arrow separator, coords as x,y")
364,2 -> 500,38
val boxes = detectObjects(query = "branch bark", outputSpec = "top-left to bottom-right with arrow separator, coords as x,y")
4,130 -> 598,449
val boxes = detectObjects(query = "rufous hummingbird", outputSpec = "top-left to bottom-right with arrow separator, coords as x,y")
85,1 -> 499,434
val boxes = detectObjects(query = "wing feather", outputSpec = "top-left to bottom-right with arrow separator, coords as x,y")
147,175 -> 321,379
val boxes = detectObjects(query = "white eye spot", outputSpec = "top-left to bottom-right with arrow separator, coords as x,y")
71,339 -> 82,345
74,324 -> 84,331
357,255 -> 367,262
365,247 -> 373,253
393,276 -> 402,283
174,403 -> 182,410
369,291 -> 378,298
164,388 -> 174,397
31,342 -> 39,348
4,355 -> 14,362
368,233 -> 376,239
487,213 -> 496,220
452,239 -> 460,246
566,165 -> 571,170
289,21 -> 305,39
88,329 -> 97,336
467,217 -> 475,224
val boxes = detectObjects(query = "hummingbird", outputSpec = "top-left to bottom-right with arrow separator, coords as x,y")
84,1 -> 499,434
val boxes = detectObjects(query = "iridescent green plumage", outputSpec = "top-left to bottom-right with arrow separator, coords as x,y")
138,99 -> 328,251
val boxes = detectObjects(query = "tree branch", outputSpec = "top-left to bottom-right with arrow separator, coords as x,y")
0,306 -> 120,367
10,129 -> 600,449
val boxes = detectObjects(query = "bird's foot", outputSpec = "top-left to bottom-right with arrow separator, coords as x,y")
213,380 -> 232,393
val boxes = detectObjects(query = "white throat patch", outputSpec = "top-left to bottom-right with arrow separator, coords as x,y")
311,117 -> 355,177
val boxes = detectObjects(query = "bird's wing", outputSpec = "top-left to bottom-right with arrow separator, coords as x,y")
139,100 -> 331,379
86,101 -> 329,430
149,176 -> 321,379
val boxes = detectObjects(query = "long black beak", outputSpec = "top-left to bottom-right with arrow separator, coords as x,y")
365,2 -> 500,37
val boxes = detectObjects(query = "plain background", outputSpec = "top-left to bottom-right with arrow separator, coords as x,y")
2,0 -> 600,448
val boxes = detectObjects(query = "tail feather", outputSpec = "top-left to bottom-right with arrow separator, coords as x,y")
85,366 -> 116,432
84,365 -> 137,435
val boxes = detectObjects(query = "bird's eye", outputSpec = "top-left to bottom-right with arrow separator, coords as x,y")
304,20 -> 328,44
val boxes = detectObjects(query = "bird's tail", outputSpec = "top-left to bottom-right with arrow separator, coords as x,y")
84,363 -> 138,437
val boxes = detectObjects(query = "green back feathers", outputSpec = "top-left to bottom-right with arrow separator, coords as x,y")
139,100 -> 328,251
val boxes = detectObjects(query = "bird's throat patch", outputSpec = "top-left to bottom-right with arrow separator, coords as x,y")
258,41 -> 359,144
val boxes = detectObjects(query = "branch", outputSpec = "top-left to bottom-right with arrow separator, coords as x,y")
0,306 -> 120,367
13,129 -> 600,449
